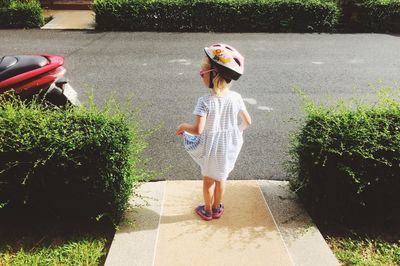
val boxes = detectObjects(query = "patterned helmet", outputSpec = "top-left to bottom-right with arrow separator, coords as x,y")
204,43 -> 244,81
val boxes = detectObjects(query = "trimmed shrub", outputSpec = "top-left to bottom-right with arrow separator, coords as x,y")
0,94 -> 150,224
288,88 -> 400,225
93,0 -> 340,32
339,0 -> 400,32
0,0 -> 44,28
359,0 -> 400,32
0,0 -> 11,8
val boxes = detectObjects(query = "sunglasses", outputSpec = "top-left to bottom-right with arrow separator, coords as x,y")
199,68 -> 216,77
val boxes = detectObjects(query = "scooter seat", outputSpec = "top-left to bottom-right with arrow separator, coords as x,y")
0,55 -> 49,82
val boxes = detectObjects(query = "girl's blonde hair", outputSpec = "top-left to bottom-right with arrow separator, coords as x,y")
202,57 -> 231,95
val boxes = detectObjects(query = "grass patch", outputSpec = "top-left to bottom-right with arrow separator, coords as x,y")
322,225 -> 400,266
0,239 -> 106,265
0,217 -> 114,266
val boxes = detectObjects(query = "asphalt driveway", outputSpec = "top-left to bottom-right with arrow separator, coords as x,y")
1,30 -> 399,180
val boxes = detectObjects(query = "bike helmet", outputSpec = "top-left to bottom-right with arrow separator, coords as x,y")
204,43 -> 244,82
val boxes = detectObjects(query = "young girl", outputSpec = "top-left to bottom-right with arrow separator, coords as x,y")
176,43 -> 252,221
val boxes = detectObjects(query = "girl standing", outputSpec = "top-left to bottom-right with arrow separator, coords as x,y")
176,43 -> 251,221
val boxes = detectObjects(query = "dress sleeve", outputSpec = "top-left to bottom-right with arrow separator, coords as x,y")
193,97 -> 208,117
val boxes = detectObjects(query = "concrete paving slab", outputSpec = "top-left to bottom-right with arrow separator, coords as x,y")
154,180 -> 293,266
105,180 -> 340,266
258,180 -> 340,266
105,181 -> 166,266
41,10 -> 95,30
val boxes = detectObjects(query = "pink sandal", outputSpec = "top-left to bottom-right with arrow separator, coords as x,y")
195,205 -> 212,221
212,203 -> 224,219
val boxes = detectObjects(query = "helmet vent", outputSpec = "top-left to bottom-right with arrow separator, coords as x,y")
225,46 -> 233,51
213,44 -> 221,47
234,58 -> 241,66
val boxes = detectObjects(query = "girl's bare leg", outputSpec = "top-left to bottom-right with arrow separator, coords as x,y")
213,180 -> 225,209
203,176 -> 215,212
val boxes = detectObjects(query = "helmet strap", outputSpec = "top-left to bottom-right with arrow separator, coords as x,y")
209,62 -> 214,89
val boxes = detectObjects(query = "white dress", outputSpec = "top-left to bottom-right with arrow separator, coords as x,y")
183,90 -> 247,181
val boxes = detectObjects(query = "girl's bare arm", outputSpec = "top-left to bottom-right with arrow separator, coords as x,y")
176,115 -> 206,136
239,110 -> 252,131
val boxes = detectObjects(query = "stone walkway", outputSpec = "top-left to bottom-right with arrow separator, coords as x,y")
41,10 -> 95,30
105,180 -> 340,266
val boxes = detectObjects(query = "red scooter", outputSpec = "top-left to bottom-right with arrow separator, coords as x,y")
0,54 -> 79,106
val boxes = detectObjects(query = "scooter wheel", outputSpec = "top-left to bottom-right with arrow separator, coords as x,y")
44,87 -> 69,107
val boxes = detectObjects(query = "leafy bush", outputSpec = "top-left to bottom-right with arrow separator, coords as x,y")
288,88 -> 400,225
359,0 -> 400,32
0,94 -> 151,224
0,0 -> 44,28
94,0 -> 339,32
0,0 -> 11,8
338,0 -> 400,32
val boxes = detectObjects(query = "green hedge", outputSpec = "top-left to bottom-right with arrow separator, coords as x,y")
0,0 -> 44,28
288,88 -> 400,225
339,0 -> 400,32
0,95 -> 149,224
94,0 -> 340,32
359,0 -> 400,32
0,0 -> 11,8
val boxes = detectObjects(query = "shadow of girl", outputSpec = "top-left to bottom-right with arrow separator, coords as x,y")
158,181 -> 281,251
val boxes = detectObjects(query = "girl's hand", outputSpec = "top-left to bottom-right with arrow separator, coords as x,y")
176,124 -> 184,136
176,117 -> 206,136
